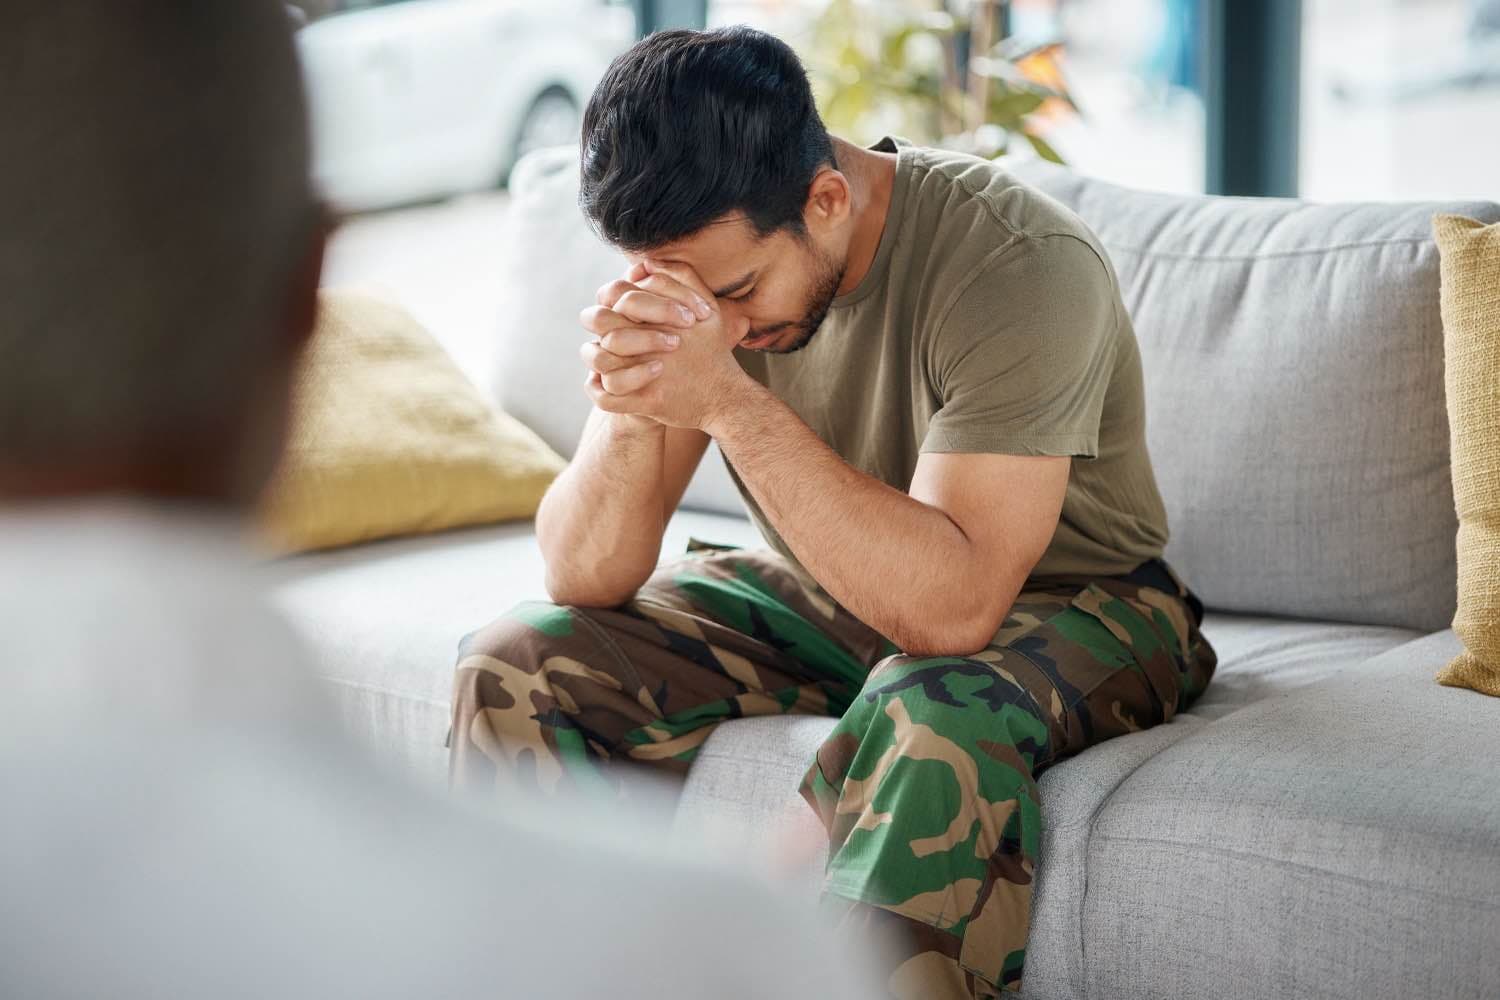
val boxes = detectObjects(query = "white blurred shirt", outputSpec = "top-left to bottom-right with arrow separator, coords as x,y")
0,497 -> 873,1000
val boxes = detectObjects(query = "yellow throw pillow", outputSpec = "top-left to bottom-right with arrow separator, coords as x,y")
259,290 -> 566,553
1432,214 -> 1500,696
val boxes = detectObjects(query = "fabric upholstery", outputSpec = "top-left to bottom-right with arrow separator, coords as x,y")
1176,612 -> 1421,721
1431,214 -> 1500,696
1008,160 -> 1500,632
259,291 -> 564,552
1080,629 -> 1500,1000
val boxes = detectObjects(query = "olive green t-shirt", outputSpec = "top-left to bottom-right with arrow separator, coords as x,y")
725,134 -> 1170,589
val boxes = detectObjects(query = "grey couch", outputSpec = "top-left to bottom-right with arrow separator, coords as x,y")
271,149 -> 1500,999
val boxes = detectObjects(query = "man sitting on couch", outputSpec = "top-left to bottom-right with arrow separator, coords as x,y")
449,25 -> 1219,1000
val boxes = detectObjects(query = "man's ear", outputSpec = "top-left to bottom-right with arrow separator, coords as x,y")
803,166 -> 853,234
282,204 -> 333,359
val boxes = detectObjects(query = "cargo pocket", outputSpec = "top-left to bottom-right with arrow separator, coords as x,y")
1064,580 -> 1184,725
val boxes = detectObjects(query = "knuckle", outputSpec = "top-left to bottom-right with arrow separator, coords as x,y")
638,273 -> 676,296
598,278 -> 633,305
579,304 -> 607,331
589,345 -> 617,371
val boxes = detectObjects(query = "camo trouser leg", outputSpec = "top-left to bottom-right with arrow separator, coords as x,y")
801,565 -> 1216,997
447,540 -> 1217,999
448,539 -> 890,797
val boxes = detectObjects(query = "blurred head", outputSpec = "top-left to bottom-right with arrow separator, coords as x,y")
578,27 -> 852,355
0,1 -> 325,506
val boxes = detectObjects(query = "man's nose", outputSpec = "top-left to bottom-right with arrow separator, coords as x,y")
728,312 -> 752,343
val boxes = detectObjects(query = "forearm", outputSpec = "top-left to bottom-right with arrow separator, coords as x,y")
535,412 -> 667,606
707,381 -> 998,655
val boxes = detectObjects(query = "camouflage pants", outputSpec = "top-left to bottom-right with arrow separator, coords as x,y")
449,538 -> 1217,998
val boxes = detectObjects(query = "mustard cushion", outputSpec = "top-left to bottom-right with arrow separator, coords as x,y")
1432,214 -> 1500,696
258,290 -> 565,553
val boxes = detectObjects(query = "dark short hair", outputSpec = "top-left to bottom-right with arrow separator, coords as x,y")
578,26 -> 836,252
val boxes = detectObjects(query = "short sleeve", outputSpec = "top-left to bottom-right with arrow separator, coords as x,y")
921,233 -> 1118,460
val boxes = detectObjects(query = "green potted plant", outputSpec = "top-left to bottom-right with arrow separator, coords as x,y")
803,0 -> 1077,162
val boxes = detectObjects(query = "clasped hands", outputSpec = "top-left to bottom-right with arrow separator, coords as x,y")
578,259 -> 752,432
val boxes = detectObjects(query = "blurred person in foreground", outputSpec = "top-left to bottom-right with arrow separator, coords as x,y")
449,25 -> 1219,1000
0,4 -> 875,998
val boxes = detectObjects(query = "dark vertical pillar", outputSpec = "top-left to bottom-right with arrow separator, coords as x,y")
635,0 -> 655,35
633,0 -> 707,36
1203,0 -> 1302,197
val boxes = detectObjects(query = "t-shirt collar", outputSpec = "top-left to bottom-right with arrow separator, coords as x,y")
830,134 -> 914,310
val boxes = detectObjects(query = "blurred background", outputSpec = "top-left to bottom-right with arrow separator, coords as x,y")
296,0 -> 1499,372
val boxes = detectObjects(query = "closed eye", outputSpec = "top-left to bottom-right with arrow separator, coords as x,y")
727,287 -> 756,302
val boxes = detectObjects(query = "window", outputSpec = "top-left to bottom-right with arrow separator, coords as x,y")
1301,0 -> 1500,201
1024,0 -> 1207,194
711,0 -> 1208,195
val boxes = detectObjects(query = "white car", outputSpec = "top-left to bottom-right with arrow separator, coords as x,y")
295,0 -> 636,213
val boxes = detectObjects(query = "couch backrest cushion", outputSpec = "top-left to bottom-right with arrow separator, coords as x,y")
1009,159 -> 1500,631
491,146 -> 747,519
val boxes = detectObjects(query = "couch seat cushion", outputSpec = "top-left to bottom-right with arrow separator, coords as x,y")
1080,629 -> 1500,1000
1180,611 -> 1421,721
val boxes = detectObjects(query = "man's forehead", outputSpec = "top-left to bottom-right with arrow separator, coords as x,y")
630,214 -> 766,282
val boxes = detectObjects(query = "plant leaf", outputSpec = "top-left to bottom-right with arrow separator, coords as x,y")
1023,129 -> 1065,164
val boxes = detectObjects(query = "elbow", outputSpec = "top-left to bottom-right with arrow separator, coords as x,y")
893,591 -> 1014,658
901,627 -> 998,659
543,569 -> 636,610
891,615 -> 1001,659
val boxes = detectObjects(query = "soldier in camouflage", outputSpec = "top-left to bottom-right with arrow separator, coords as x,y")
449,25 -> 1217,1000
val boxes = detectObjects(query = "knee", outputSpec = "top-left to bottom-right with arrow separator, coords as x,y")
457,599 -> 572,666
450,601 -> 576,774
851,653 -> 1055,770
451,600 -> 579,731
861,653 -> 1042,719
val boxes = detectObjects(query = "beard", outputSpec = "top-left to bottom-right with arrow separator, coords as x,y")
748,246 -> 846,355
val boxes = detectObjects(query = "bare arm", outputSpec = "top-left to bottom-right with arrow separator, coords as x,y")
707,379 -> 1069,656
535,413 -> 708,607
536,264 -> 716,608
